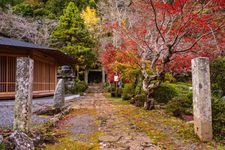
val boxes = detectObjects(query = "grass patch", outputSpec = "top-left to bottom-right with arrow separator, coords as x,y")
103,93 -> 130,105
32,121 -> 55,133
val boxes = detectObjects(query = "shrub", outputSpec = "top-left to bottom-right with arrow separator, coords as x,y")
70,79 -> 88,94
103,82 -> 111,92
110,85 -> 122,97
164,73 -> 176,83
210,57 -> 225,96
154,83 -> 178,104
174,73 -> 191,82
134,82 -> 145,95
122,83 -> 134,100
212,97 -> 225,140
186,92 -> 193,101
166,96 -> 192,117
166,95 -> 225,140
132,94 -> 147,107
122,93 -> 131,100
110,85 -> 116,97
174,82 -> 191,95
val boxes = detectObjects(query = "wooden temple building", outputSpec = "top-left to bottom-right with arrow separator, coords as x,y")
0,37 -> 74,99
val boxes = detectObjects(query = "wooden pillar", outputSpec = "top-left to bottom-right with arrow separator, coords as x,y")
191,57 -> 213,141
14,57 -> 34,132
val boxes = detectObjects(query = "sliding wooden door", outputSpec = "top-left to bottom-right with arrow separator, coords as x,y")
0,56 -> 16,94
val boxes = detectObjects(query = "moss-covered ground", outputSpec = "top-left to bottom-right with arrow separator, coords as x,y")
106,93 -> 225,150
44,108 -> 101,150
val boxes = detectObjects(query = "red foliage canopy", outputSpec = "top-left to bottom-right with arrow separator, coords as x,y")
101,0 -> 225,80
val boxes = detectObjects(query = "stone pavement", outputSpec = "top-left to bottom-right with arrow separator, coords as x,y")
62,86 -> 160,150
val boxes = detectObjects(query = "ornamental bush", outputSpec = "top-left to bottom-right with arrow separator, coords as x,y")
110,85 -> 122,97
131,94 -> 147,107
70,79 -> 88,94
212,97 -> 225,140
134,82 -> 145,95
165,95 -> 192,117
210,57 -> 225,97
122,83 -> 134,100
166,95 -> 225,140
154,83 -> 178,104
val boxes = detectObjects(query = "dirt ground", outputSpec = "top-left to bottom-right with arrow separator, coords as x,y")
45,85 -> 225,150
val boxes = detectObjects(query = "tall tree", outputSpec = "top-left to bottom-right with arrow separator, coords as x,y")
52,2 -> 96,77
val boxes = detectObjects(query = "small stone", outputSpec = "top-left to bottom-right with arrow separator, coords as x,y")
9,131 -> 34,150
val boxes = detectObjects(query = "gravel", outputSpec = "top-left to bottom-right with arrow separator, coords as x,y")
0,95 -> 79,129
0,104 -> 49,129
65,114 -> 97,136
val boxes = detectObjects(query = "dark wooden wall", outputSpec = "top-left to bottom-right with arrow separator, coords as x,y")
0,47 -> 57,99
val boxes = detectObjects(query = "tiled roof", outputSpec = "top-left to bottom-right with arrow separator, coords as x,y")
0,37 -> 75,65
0,37 -> 53,50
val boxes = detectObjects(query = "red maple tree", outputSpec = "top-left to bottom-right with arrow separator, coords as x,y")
100,0 -> 225,109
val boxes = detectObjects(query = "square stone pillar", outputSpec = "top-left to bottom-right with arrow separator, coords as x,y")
14,57 -> 34,133
191,57 -> 213,141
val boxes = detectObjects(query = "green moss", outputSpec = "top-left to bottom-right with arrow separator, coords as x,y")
32,121 -> 56,134
44,108 -> 101,150
45,137 -> 100,150
0,144 -> 5,150
105,95 -> 224,149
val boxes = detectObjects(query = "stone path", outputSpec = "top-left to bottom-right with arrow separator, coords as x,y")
53,85 -> 160,150
43,85 -> 224,150
95,93 -> 159,150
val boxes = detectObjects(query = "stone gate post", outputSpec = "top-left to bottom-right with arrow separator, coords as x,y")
191,57 -> 213,141
14,57 -> 34,133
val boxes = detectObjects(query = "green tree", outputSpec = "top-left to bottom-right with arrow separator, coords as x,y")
45,0 -> 96,18
0,0 -> 24,9
13,2 -> 48,17
52,2 -> 97,77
